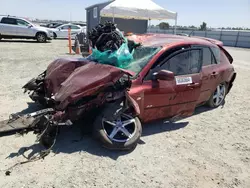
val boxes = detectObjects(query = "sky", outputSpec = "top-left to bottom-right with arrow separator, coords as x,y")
0,0 -> 249,28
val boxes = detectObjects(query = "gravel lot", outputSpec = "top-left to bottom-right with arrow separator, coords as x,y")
0,39 -> 249,188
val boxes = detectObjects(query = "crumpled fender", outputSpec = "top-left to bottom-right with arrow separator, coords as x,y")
125,92 -> 140,116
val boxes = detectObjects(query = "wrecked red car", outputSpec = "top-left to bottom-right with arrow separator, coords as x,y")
0,24 -> 236,151
17,33 -> 236,150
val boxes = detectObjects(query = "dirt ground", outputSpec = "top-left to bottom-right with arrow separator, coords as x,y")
0,39 -> 249,188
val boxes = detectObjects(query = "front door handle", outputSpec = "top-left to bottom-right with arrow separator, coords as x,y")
187,83 -> 200,89
211,72 -> 219,77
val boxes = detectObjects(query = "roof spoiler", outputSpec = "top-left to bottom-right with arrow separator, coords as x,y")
219,45 -> 233,64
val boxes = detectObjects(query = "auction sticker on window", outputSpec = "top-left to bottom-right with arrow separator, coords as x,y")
175,77 -> 192,85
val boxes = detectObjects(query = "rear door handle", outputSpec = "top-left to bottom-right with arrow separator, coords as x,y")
187,83 -> 200,89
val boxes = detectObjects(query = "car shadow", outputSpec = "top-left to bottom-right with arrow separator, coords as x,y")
3,102 -> 224,161
17,102 -> 42,115
194,99 -> 226,116
0,40 -> 51,43
4,118 -> 189,161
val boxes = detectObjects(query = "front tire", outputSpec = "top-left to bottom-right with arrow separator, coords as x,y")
93,102 -> 142,150
207,82 -> 227,108
36,33 -> 47,43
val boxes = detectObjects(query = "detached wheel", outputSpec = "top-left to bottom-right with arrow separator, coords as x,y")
36,33 -> 47,43
207,82 -> 227,108
40,126 -> 57,149
93,102 -> 142,150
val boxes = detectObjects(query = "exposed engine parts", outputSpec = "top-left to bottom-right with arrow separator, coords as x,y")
88,21 -> 125,52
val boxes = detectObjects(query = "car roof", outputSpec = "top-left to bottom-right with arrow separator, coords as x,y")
127,33 -> 221,48
0,16 -> 30,21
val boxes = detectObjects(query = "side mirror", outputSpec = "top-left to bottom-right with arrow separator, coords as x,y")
152,70 -> 174,81
28,24 -> 32,28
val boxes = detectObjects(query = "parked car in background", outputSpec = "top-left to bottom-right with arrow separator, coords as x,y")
176,33 -> 189,37
51,23 -> 85,39
0,15 -> 53,42
42,22 -> 64,28
72,31 -> 89,55
72,22 -> 87,27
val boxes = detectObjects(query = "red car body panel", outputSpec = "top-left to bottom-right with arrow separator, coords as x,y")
45,58 -> 133,110
191,36 -> 224,46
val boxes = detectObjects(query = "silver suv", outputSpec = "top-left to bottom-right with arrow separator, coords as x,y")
0,15 -> 53,42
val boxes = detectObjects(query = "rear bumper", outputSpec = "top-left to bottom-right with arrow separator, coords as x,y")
227,72 -> 237,94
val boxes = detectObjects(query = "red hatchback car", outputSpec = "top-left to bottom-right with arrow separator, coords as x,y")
21,34 -> 236,150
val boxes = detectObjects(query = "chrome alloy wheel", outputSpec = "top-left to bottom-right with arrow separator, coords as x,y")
102,114 -> 137,143
212,83 -> 226,106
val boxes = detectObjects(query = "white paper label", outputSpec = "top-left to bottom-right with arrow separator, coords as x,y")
175,77 -> 192,85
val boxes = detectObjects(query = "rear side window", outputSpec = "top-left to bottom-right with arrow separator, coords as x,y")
1,17 -> 17,25
202,47 -> 216,66
210,46 -> 221,64
61,25 -> 70,29
161,49 -> 202,76
71,25 -> 80,29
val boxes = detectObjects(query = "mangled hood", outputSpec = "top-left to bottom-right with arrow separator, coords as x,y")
45,58 -> 134,109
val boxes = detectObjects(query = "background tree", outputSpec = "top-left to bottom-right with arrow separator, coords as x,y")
158,22 -> 170,30
200,22 -> 207,31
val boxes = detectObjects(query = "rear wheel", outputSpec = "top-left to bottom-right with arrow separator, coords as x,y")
207,82 -> 227,108
93,102 -> 142,150
36,33 -> 47,43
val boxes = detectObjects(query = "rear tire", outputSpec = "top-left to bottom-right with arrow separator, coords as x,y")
207,82 -> 227,108
93,102 -> 142,150
36,33 -> 47,43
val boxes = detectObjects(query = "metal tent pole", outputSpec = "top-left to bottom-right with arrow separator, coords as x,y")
112,7 -> 115,23
174,13 -> 178,35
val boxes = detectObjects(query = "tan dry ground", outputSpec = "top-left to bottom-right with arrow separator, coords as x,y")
0,39 -> 249,188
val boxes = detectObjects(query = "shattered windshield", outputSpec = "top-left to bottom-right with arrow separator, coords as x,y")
123,46 -> 162,77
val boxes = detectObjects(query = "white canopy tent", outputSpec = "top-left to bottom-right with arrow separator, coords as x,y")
100,0 -> 178,34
